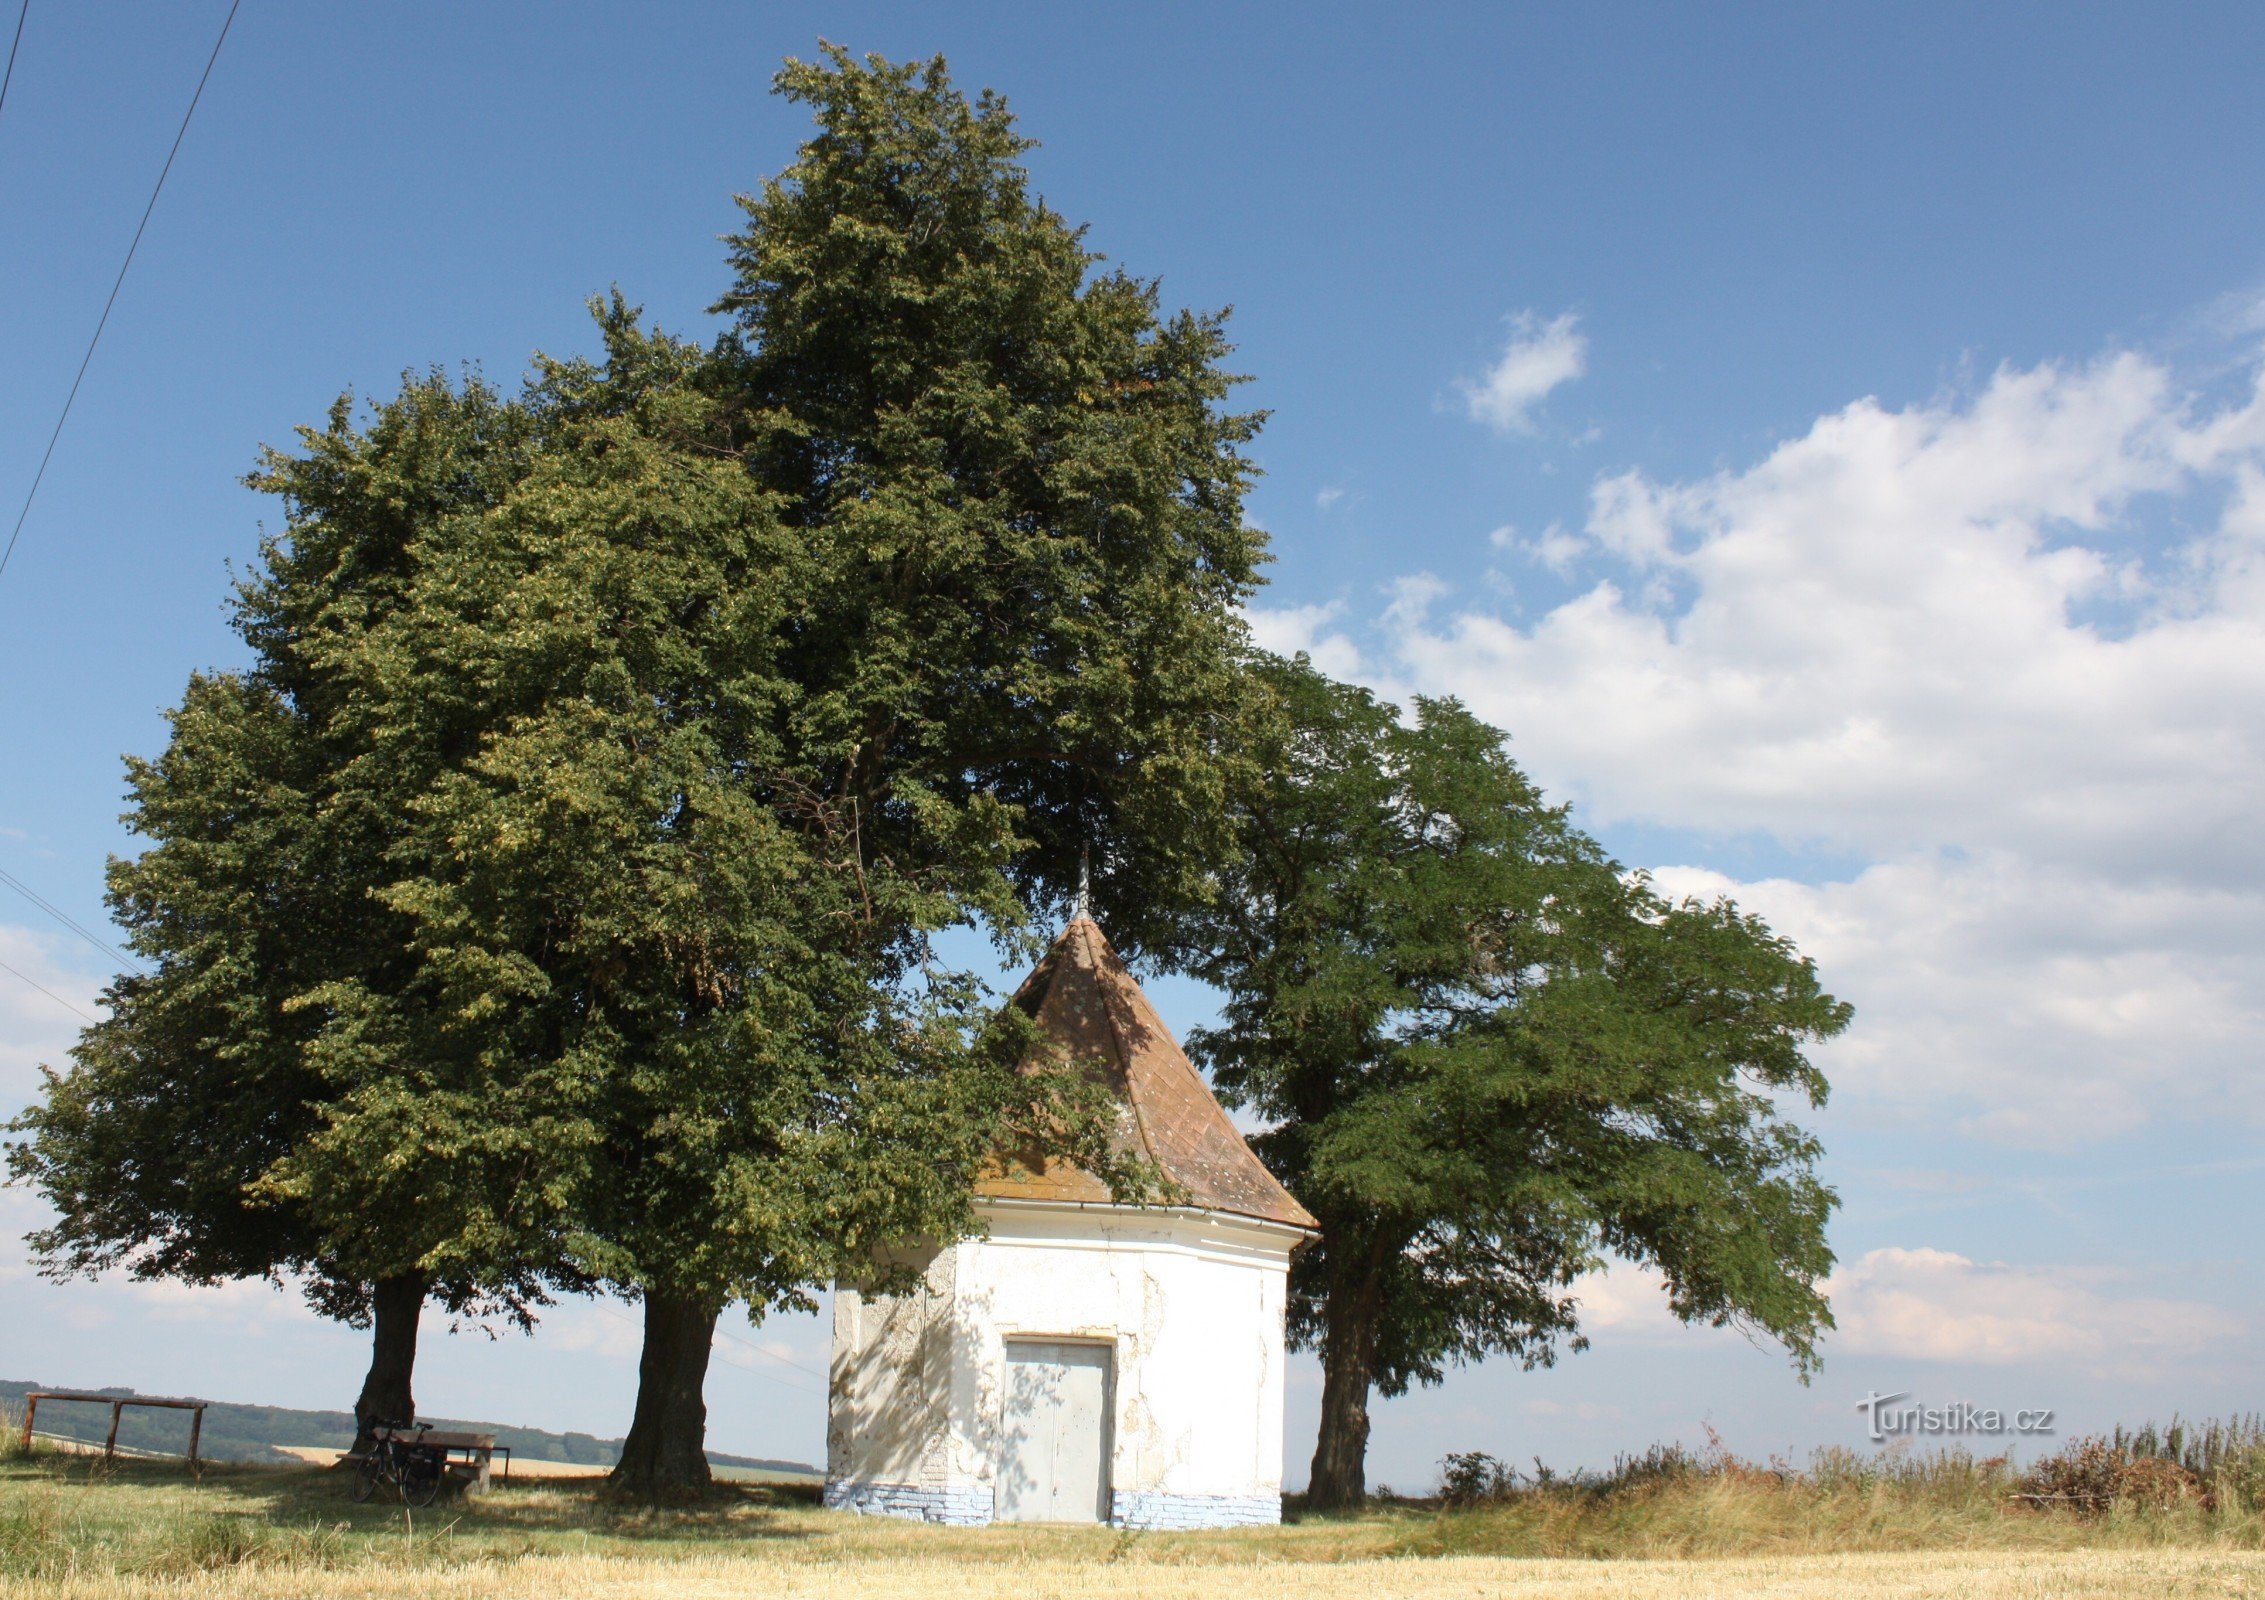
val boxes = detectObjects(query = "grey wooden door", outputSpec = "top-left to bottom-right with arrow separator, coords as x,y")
997,1339 -> 1112,1523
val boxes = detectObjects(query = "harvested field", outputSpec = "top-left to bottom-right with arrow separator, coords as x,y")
3,1443 -> 2260,1598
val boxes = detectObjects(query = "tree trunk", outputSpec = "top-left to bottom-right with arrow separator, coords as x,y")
1305,1244 -> 1387,1511
350,1272 -> 427,1457
610,1289 -> 719,1501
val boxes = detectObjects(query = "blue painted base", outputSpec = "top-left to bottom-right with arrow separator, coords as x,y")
825,1479 -> 1281,1529
1111,1490 -> 1283,1529
823,1480 -> 995,1525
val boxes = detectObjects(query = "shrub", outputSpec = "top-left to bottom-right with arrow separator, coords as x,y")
2020,1418 -> 2265,1515
1438,1452 -> 1514,1506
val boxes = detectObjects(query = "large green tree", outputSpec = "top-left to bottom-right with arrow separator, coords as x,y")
1179,656 -> 1851,1509
7,375 -> 559,1453
713,46 -> 1266,957
596,43 -> 1271,1489
15,44 -> 1273,1502
465,46 -> 1263,1496
301,307 -> 1137,1500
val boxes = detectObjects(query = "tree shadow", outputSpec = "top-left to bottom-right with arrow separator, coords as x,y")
3,1455 -> 827,1546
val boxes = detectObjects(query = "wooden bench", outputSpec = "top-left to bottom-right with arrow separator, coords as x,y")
373,1426 -> 509,1493
18,1391 -> 210,1467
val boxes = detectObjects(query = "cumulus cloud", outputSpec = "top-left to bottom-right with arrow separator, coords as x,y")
1557,1244 -> 2247,1382
1338,346 -> 2265,1144
1400,353 -> 2265,871
1243,600 -> 1373,686
1462,311 -> 1587,433
1649,857 -> 2265,1145
1824,1247 -> 2242,1374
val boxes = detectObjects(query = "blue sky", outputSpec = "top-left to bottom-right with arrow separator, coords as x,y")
4,3 -> 2263,1489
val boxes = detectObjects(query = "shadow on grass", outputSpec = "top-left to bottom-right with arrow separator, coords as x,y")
1,1453 -> 823,1548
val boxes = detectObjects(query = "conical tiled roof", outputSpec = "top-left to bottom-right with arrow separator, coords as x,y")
976,917 -> 1318,1232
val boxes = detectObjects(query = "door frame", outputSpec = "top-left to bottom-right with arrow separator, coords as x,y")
997,1335 -> 1117,1523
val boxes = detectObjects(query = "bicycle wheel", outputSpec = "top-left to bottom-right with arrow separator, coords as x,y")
349,1450 -> 384,1504
403,1452 -> 445,1508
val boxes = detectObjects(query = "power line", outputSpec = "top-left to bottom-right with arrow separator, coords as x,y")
0,865 -> 142,971
714,1317 -> 830,1385
0,0 -> 240,584
0,1 -> 27,125
590,1300 -> 829,1393
0,955 -> 97,1025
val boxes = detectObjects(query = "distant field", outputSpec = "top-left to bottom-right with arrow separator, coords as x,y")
2,1446 -> 2260,1600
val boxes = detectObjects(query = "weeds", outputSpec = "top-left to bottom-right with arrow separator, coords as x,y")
1403,1417 -> 2265,1559
2019,1418 -> 2265,1514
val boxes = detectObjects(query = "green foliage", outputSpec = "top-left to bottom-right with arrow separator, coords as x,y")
229,308 -> 1126,1324
1439,1451 -> 1517,1507
1179,654 -> 1849,1494
10,45 -> 1271,1489
6,372 -> 548,1327
716,45 -> 1270,960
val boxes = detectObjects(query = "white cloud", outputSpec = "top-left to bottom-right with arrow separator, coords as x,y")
1650,856 -> 2265,1145
540,1299 -> 649,1361
1462,311 -> 1587,434
1354,347 -> 2265,1144
1492,519 -> 1583,574
1401,353 -> 2265,870
1243,600 -> 1370,685
1316,485 -> 1347,512
1572,1259 -> 1687,1338
1824,1247 -> 2242,1374
1565,1242 -> 2248,1381
0,1185 -> 318,1337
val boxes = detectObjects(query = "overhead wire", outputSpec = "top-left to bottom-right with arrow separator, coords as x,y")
0,0 -> 241,584
0,864 -> 142,971
0,955 -> 97,1025
0,1 -> 27,125
589,1300 -> 829,1394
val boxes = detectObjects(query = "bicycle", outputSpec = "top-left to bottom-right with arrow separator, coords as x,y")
351,1420 -> 448,1507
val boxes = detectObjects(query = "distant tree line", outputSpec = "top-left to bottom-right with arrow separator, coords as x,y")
5,47 -> 1847,1506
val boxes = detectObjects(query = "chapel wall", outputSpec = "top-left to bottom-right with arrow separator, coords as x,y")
952,1205 -> 1293,1524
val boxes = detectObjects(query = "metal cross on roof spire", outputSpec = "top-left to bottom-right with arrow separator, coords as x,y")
1075,847 -> 1091,921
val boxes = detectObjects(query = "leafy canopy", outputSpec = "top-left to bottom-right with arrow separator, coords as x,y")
1182,655 -> 1852,1399
717,44 -> 1269,959
7,373 -> 555,1326
12,43 -> 1277,1347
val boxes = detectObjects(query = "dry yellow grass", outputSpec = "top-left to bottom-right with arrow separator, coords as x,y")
6,1547 -> 2262,1600
6,1442 -> 2262,1600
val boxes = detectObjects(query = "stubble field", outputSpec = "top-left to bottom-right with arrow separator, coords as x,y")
4,1446 -> 2261,1599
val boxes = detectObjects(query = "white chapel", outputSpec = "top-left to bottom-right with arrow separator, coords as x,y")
823,915 -> 1318,1528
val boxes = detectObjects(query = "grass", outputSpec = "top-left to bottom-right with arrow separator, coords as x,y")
1,1405 -> 2261,1598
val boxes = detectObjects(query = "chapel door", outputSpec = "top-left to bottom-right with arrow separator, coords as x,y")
997,1339 -> 1113,1523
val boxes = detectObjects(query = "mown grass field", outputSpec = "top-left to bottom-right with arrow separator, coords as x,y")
4,1432 -> 2262,1598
